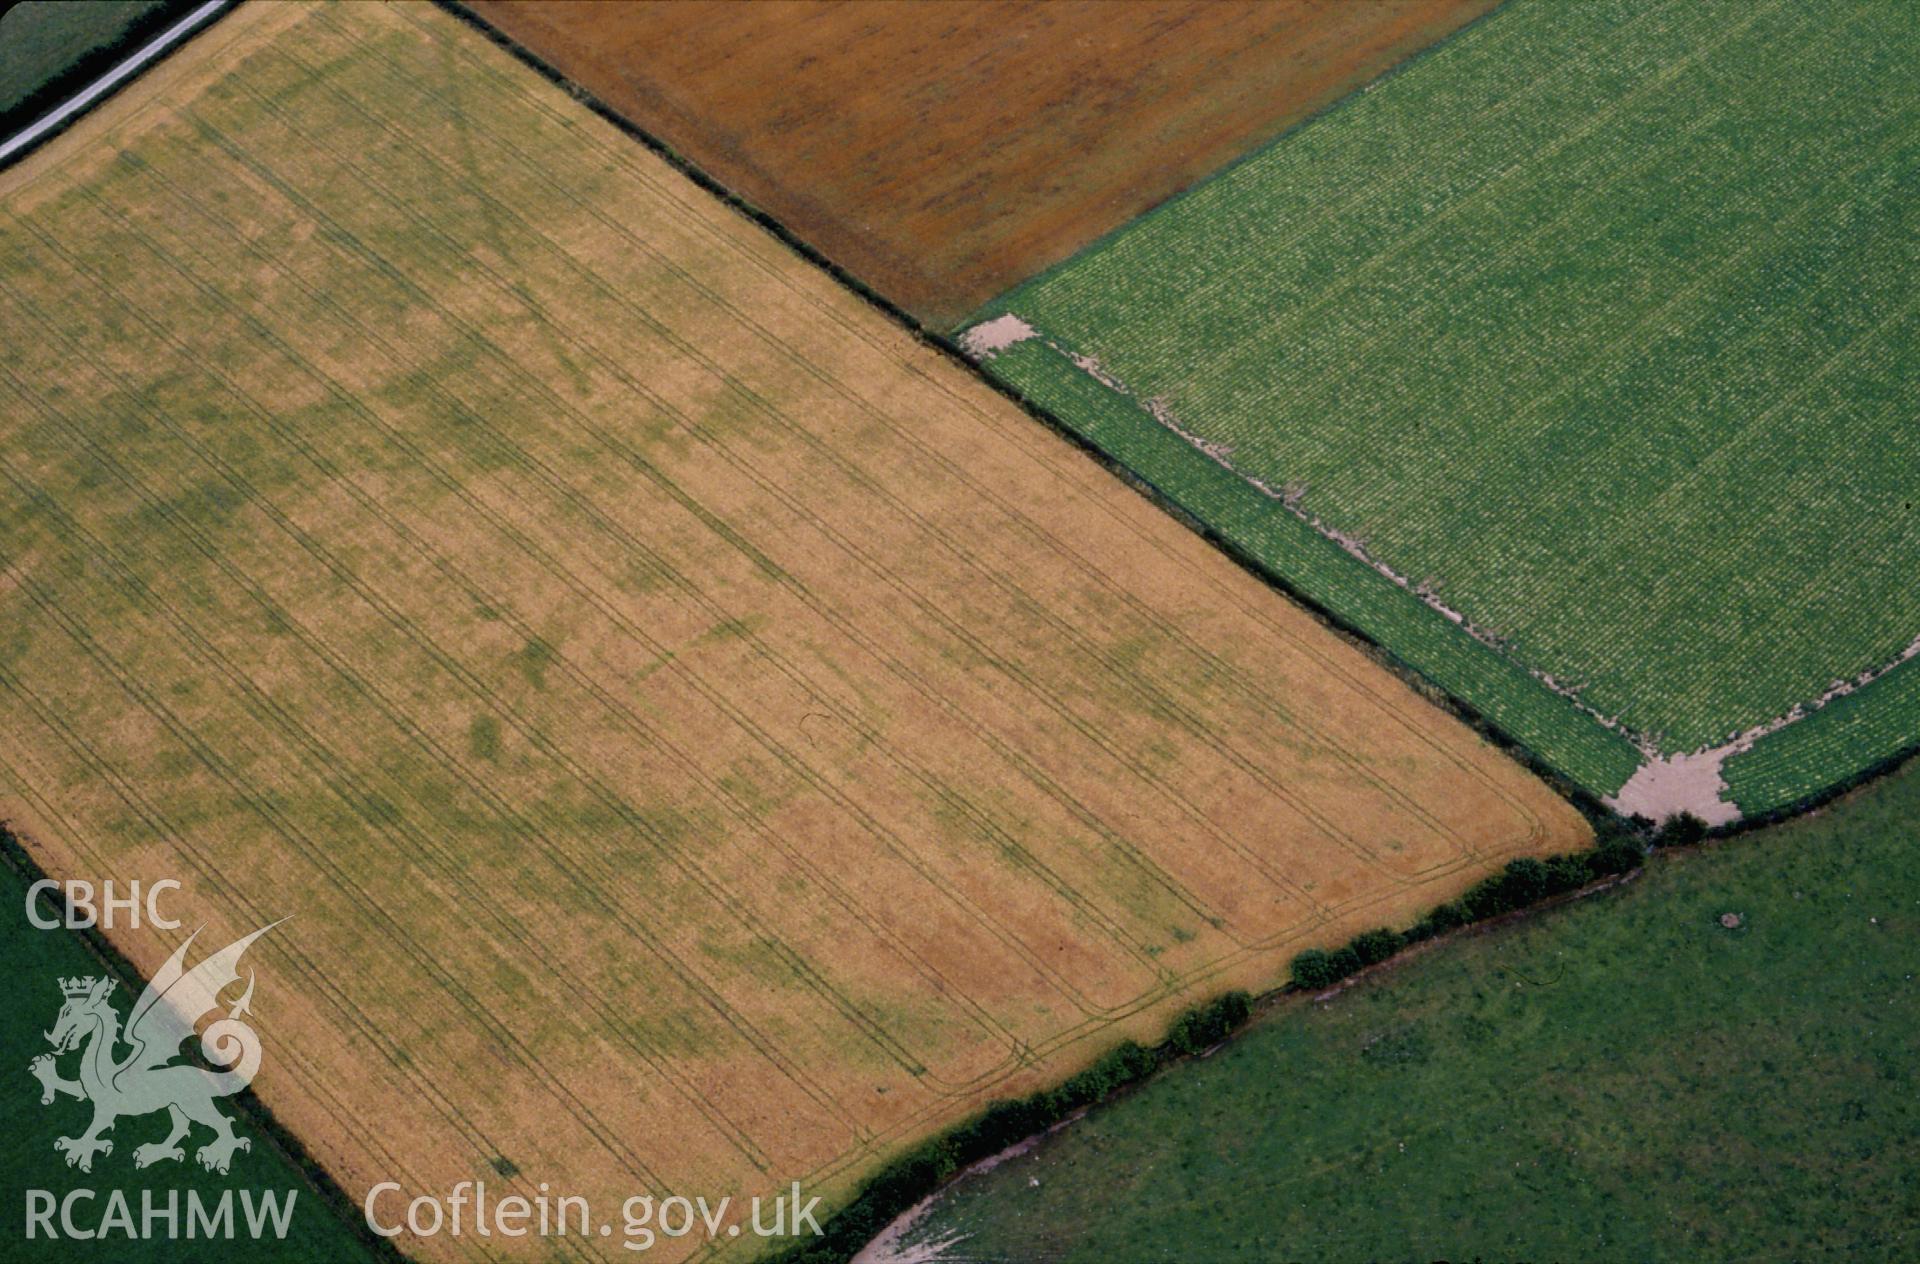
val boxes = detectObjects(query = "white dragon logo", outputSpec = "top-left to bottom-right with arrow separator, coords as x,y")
29,921 -> 281,1175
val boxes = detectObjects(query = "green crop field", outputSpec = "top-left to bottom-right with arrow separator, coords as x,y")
965,0 -> 1920,821
894,755 -> 1920,1262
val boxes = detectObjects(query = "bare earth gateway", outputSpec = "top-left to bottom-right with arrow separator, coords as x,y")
0,3 -> 1584,1260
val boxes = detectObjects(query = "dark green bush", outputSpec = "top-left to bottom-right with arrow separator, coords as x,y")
948,1097 -> 1045,1157
1166,990 -> 1252,1054
1421,899 -> 1472,935
1460,874 -> 1514,920
1544,853 -> 1591,892
1656,812 -> 1710,848
1051,1039 -> 1154,1112
879,1142 -> 957,1200
1453,856 -> 1562,924
1290,948 -> 1341,990
1166,1012 -> 1200,1053
1350,927 -> 1403,966
1586,833 -> 1645,877
1502,856 -> 1552,904
1291,945 -> 1365,991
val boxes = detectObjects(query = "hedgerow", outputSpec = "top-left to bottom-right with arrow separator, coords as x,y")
762,992 -> 1253,1264
1294,825 -> 1650,992
760,808 -> 1717,1259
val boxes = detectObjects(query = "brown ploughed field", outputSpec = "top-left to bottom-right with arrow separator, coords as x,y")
465,0 -> 1497,326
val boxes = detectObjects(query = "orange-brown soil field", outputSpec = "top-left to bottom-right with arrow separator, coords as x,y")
464,0 -> 1497,326
0,3 -> 1577,1259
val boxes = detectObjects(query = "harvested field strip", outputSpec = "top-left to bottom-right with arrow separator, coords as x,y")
968,0 -> 1920,819
0,3 -> 1586,1259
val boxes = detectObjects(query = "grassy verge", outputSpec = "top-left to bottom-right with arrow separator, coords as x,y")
891,757 -> 1920,1262
0,1 -> 190,133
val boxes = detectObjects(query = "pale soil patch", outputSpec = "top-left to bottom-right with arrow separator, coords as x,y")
1606,632 -> 1920,822
1607,750 -> 1742,826
956,312 -> 1035,359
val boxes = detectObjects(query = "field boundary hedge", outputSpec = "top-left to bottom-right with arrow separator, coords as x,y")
436,0 -> 1655,830
976,338 -> 1645,798
766,815 -> 1696,1264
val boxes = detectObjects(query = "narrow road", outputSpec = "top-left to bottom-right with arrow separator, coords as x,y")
0,0 -> 229,168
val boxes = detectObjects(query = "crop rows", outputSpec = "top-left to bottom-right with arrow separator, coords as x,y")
970,0 -> 1919,809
